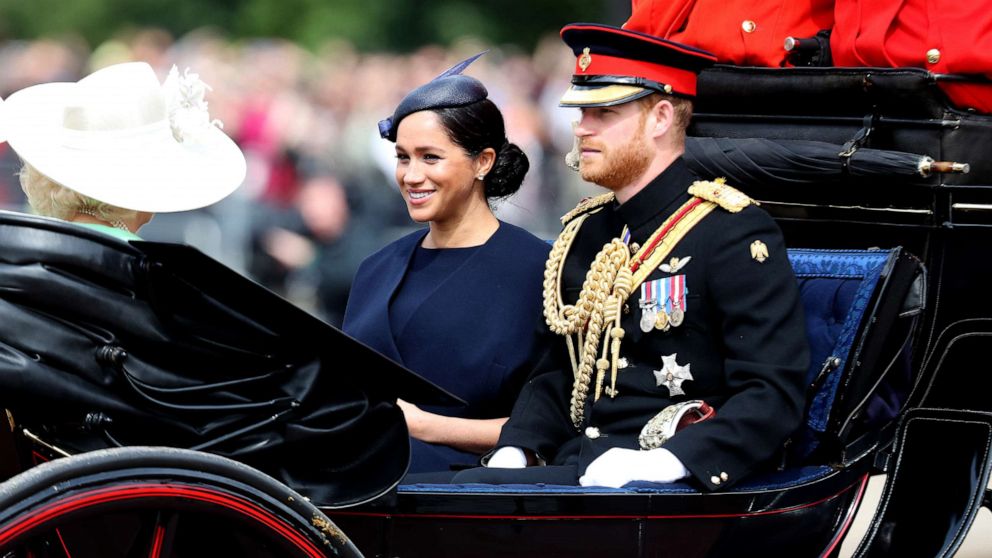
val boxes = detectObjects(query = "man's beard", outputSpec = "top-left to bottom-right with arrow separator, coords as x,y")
579,133 -> 653,190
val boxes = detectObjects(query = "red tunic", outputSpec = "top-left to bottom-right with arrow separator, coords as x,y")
624,0 -> 834,67
831,0 -> 992,113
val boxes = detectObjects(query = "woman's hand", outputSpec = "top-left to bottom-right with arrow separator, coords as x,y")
396,399 -> 435,440
395,399 -> 508,455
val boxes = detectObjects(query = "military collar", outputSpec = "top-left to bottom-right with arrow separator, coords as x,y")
614,157 -> 695,236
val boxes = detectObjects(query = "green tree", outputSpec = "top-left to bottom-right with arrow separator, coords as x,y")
0,0 -> 625,51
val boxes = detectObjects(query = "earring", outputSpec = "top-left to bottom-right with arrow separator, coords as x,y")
477,174 -> 485,180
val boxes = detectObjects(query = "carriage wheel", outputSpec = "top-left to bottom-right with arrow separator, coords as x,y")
0,447 -> 362,558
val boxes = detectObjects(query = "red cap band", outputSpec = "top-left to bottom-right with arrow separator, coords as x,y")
574,53 -> 698,96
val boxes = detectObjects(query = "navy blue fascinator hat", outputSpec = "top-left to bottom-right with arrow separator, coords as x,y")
378,52 -> 488,141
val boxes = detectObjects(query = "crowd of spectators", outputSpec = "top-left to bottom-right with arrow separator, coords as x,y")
0,28 -> 599,325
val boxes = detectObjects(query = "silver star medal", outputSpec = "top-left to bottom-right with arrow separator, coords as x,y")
653,353 -> 693,396
639,299 -> 658,333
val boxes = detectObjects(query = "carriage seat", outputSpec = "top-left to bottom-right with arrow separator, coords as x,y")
400,247 -> 925,494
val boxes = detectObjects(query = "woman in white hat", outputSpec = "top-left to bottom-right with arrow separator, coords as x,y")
1,61 -> 246,239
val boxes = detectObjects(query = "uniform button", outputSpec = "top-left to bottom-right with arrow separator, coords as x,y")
710,475 -> 722,485
618,357 -> 629,369
585,426 -> 601,439
720,472 -> 729,482
742,20 -> 756,33
623,304 -> 631,315
926,48 -> 941,64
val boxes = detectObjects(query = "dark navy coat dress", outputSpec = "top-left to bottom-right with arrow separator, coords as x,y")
343,221 -> 551,473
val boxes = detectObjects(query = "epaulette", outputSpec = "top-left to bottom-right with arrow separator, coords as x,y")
687,178 -> 757,213
560,193 -> 616,225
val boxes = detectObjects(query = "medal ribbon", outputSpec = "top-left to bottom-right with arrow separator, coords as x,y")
666,274 -> 686,312
666,276 -> 675,314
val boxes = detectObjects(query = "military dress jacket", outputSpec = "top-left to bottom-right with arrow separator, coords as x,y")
343,221 -> 551,472
498,159 -> 810,491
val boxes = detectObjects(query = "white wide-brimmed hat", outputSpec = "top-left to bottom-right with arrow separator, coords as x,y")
2,62 -> 246,212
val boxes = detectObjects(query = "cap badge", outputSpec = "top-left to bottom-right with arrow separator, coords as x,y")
578,47 -> 592,72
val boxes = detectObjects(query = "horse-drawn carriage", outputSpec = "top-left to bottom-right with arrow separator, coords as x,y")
0,65 -> 989,557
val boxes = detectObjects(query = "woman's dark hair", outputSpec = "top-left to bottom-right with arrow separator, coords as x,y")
434,99 -> 529,200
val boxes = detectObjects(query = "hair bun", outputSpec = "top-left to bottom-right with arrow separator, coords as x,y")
485,142 -> 529,199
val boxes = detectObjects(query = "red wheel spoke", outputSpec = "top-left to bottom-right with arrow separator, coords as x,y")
54,528 -> 73,558
146,513 -> 178,558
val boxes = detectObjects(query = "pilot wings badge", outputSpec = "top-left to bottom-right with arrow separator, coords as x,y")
659,256 -> 691,274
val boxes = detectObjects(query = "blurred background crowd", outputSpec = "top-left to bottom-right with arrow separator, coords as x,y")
0,0 -> 629,325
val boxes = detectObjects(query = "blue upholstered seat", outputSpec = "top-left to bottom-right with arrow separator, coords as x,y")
789,248 -> 896,458
399,248 -> 903,494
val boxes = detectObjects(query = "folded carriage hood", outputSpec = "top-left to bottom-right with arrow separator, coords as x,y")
0,210 -> 462,507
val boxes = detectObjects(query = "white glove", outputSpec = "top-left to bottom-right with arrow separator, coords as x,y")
486,446 -> 528,468
579,447 -> 689,488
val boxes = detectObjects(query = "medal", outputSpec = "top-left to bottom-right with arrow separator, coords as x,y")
653,353 -> 693,397
663,274 -> 688,328
640,279 -> 662,333
654,310 -> 670,330
640,307 -> 657,333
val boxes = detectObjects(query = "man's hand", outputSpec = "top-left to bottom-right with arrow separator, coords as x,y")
486,446 -> 528,468
579,447 -> 689,488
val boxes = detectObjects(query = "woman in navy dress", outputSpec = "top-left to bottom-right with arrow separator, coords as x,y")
343,58 -> 551,475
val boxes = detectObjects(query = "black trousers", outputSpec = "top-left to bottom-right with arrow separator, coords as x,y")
450,463 -> 580,485
402,453 -> 582,485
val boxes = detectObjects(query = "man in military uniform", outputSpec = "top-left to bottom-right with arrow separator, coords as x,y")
454,24 -> 809,491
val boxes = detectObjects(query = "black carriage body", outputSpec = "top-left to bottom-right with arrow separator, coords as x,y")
331,466 -> 868,558
324,67 -> 992,557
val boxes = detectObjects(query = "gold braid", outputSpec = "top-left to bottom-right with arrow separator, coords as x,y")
606,266 -> 633,398
545,186 -> 734,429
543,211 -> 631,428
543,215 -> 590,335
